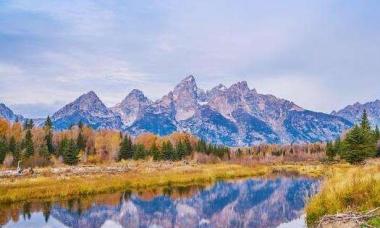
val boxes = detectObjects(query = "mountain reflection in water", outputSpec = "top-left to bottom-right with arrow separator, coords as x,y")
2,177 -> 319,228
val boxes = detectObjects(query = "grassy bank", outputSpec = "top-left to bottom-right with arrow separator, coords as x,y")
306,160 -> 380,226
0,162 -> 327,204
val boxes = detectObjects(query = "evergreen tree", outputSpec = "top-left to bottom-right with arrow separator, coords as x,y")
23,119 -> 28,130
8,136 -> 17,155
119,135 -> 133,160
63,139 -> 79,165
44,116 -> 53,129
334,137 -> 342,156
9,136 -> 20,164
39,145 -> 51,162
58,138 -> 69,157
175,141 -> 186,160
325,141 -> 335,160
76,131 -> 86,152
23,129 -> 34,158
132,144 -> 146,160
162,141 -> 174,160
44,116 -> 54,155
150,143 -> 160,161
374,125 -> 380,140
360,110 -> 371,132
29,119 -> 34,129
342,125 -> 375,164
183,137 -> 192,156
0,138 -> 7,164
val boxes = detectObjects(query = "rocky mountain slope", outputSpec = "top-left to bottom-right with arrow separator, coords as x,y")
0,103 -> 23,122
125,76 -> 352,145
1,76 -> 354,146
332,100 -> 380,126
51,91 -> 122,130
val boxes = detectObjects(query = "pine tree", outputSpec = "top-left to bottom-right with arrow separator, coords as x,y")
8,136 -> 16,154
183,137 -> 192,156
119,135 -> 133,160
0,138 -> 7,164
374,125 -> 380,140
63,139 -> 79,165
132,144 -> 146,160
342,125 -> 375,164
150,143 -> 160,161
58,138 -> 69,157
334,137 -> 342,156
175,141 -> 186,160
360,110 -> 371,132
325,141 -> 335,160
76,131 -> 86,152
23,129 -> 34,158
29,119 -> 34,129
44,116 -> 53,129
162,141 -> 174,160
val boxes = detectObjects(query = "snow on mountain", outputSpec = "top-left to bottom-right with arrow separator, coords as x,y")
0,103 -> 23,122
52,91 -> 122,130
40,75 -> 353,145
111,89 -> 152,126
332,100 -> 380,126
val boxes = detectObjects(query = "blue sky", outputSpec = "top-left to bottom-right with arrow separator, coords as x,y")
1,0 -> 380,118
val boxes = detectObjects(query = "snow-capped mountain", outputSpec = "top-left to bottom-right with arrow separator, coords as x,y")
111,89 -> 152,126
126,76 -> 352,145
332,100 -> 380,126
51,91 -> 122,130
7,75 -> 353,146
0,103 -> 23,122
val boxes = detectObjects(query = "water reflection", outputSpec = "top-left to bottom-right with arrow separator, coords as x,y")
2,177 -> 319,228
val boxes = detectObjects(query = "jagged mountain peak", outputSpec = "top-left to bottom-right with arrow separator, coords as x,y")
332,99 -> 380,125
130,89 -> 145,96
52,91 -> 121,130
42,75 -> 353,145
181,74 -> 196,83
229,81 -> 251,93
112,89 -> 152,126
174,75 -> 198,92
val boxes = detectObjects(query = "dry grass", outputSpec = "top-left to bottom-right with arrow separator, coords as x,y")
305,160 -> 380,226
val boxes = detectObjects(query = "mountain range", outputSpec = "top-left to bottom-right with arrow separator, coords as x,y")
2,75 -> 378,146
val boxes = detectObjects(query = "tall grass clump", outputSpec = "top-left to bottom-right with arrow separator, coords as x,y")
306,164 -> 380,225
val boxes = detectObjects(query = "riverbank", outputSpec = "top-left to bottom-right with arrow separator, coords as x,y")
2,160 -> 379,227
306,159 -> 380,227
0,161 -> 327,204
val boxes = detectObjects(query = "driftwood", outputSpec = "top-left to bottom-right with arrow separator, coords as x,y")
318,207 -> 380,228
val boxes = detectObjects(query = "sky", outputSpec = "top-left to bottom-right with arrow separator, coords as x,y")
1,0 -> 380,118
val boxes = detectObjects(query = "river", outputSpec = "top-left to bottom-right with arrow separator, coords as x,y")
1,176 -> 319,228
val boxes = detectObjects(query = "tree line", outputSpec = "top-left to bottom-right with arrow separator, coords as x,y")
0,117 -> 230,167
326,110 -> 380,164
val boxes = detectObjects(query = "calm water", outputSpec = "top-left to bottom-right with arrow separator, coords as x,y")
1,177 -> 319,228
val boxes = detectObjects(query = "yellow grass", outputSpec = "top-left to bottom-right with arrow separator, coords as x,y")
305,161 -> 380,226
0,162 -> 326,204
